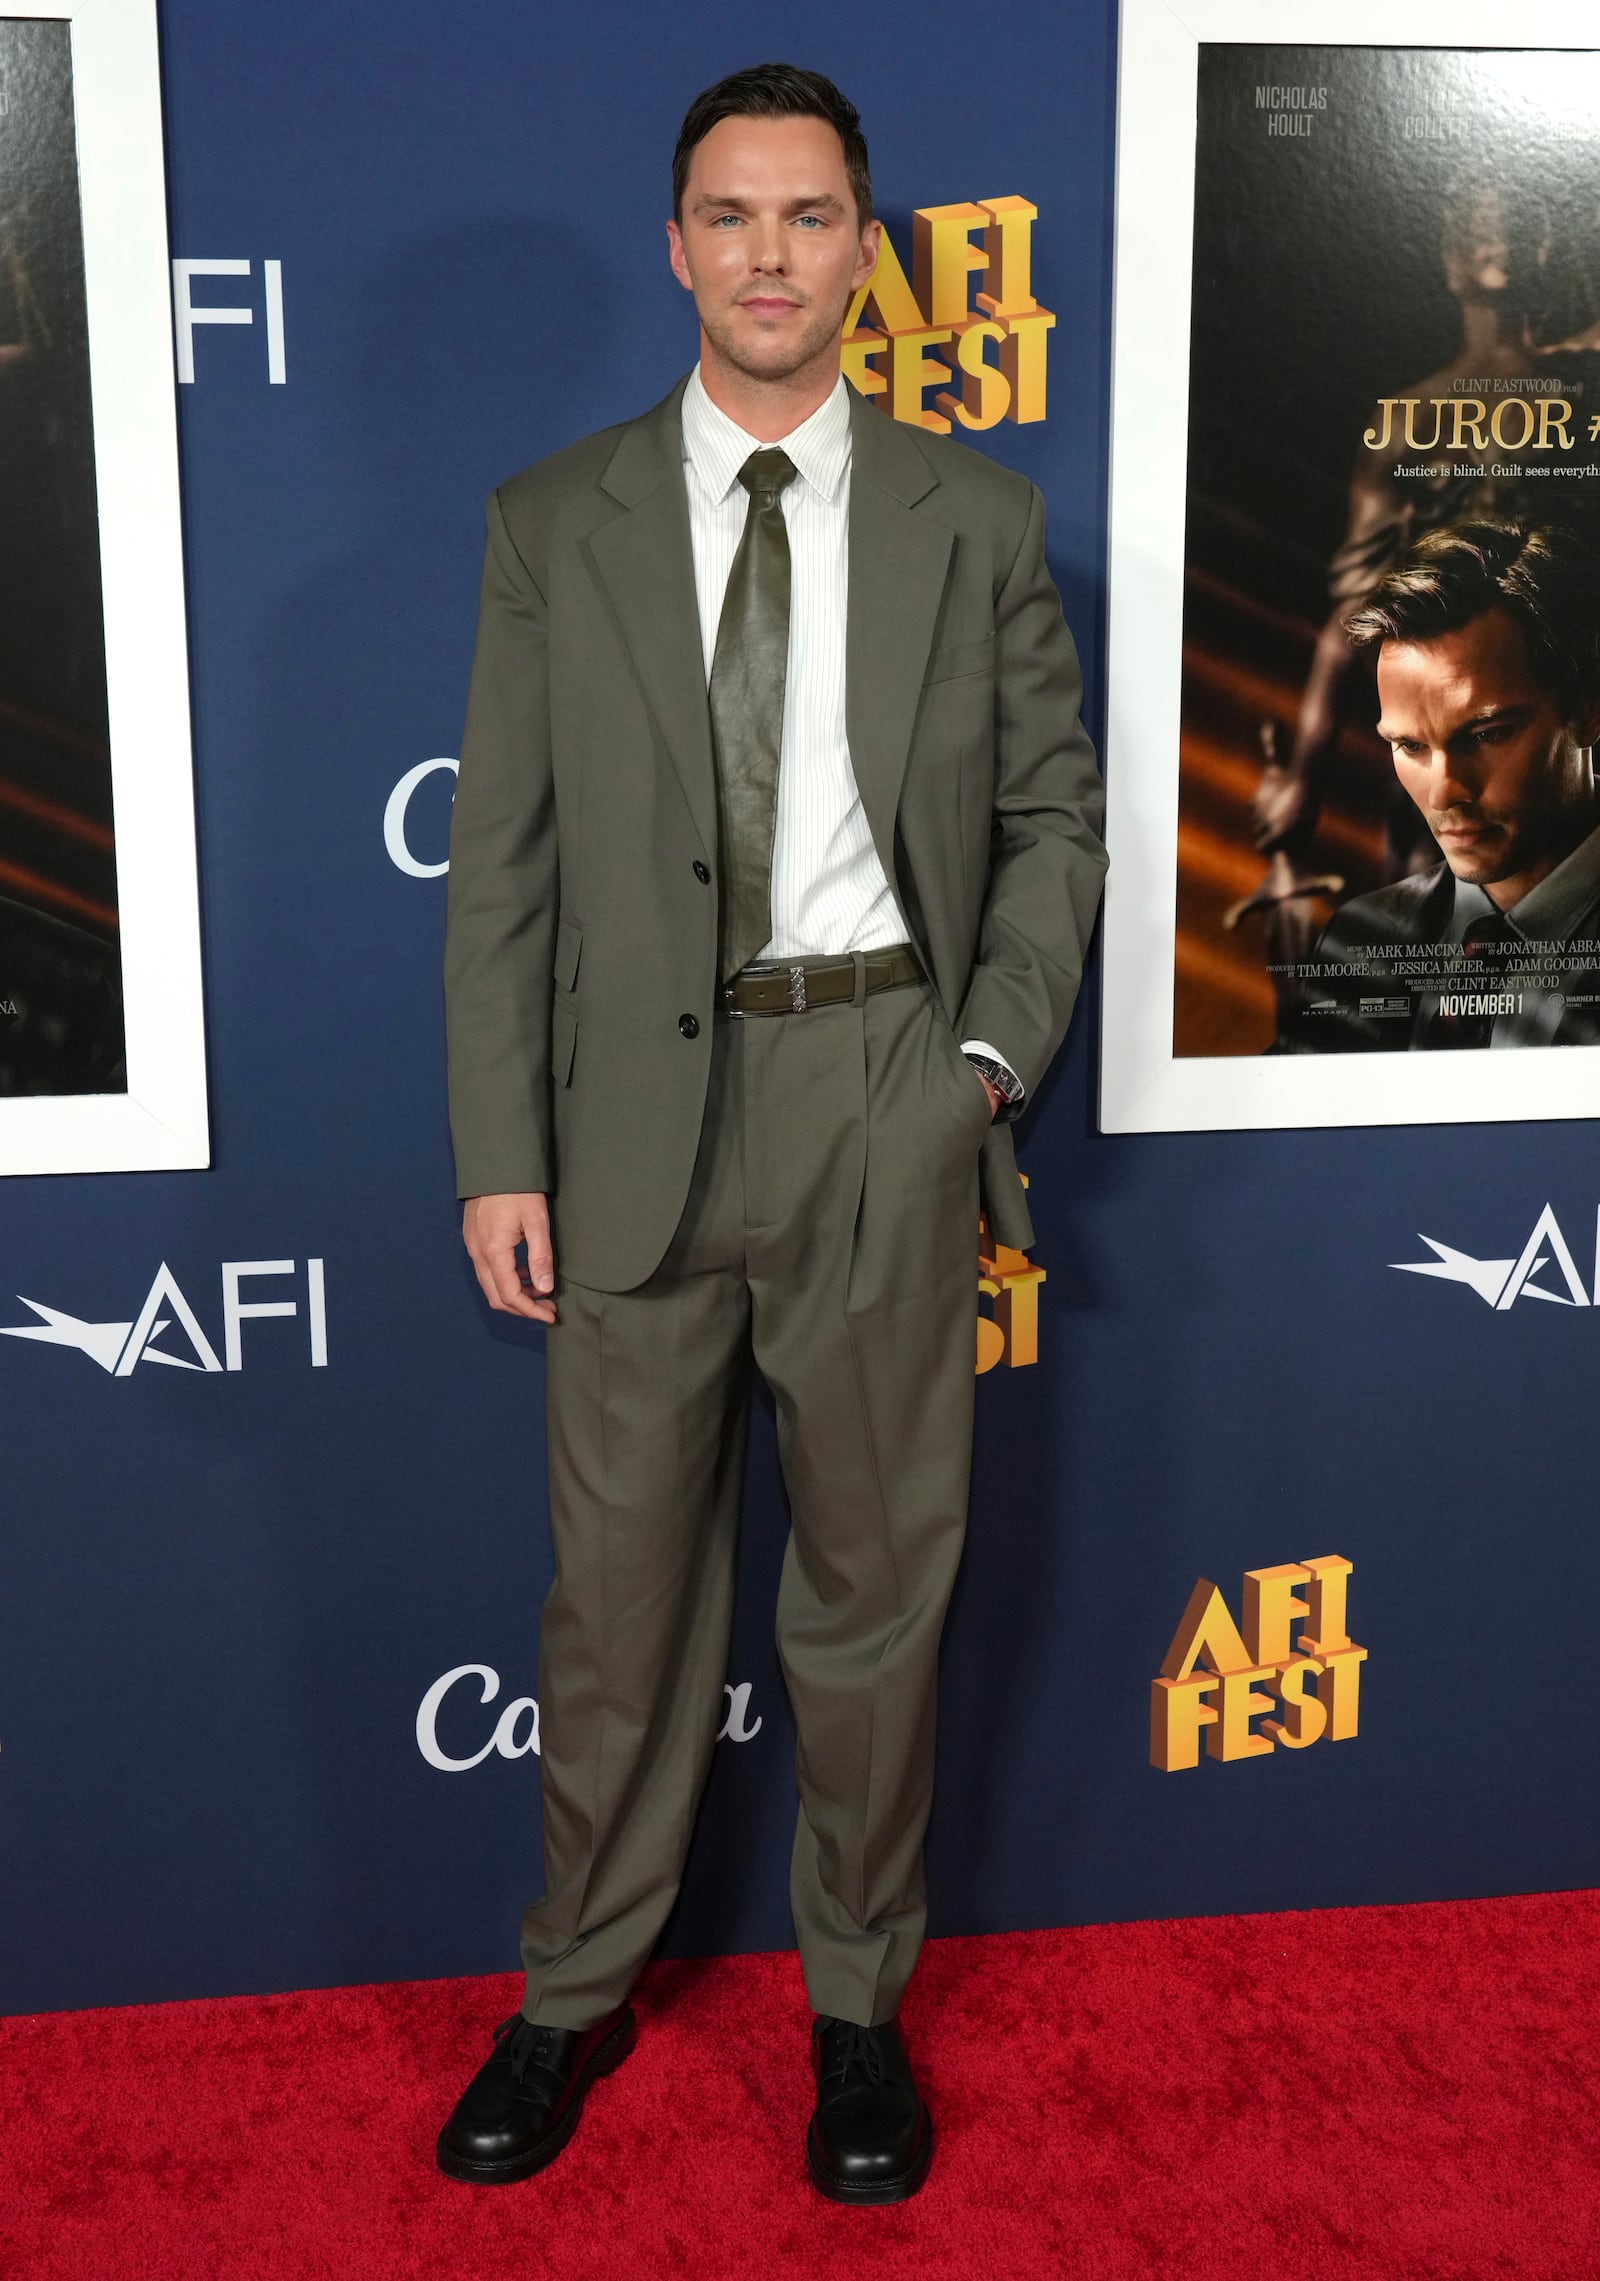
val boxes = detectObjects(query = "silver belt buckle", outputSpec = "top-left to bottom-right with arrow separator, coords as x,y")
788,966 -> 808,1013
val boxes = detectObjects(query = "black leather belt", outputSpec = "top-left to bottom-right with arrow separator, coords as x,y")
721,944 -> 922,1017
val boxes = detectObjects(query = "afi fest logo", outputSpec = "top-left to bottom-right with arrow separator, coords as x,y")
1150,1559 -> 1366,1772
978,1205 -> 1044,1373
844,197 -> 1052,433
416,1665 -> 763,1771
1392,1205 -> 1600,1311
0,1260 -> 328,1375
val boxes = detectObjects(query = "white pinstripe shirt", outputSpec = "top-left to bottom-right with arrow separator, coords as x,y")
680,365 -> 1019,1091
681,366 -> 902,959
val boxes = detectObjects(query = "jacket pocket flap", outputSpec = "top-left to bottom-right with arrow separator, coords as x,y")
554,916 -> 583,992
924,633 -> 995,684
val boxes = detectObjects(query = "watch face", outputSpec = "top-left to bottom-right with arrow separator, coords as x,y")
966,1055 -> 1022,1108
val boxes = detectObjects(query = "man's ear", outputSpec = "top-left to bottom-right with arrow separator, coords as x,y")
851,217 -> 882,294
666,218 -> 694,294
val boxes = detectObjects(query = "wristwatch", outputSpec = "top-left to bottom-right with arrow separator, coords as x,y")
963,1052 -> 1025,1122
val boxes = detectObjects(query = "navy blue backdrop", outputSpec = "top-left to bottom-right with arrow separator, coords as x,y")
5,0 -> 1599,2017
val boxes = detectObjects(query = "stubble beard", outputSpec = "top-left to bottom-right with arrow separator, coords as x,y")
1432,794 -> 1597,888
1434,827 -> 1515,886
699,295 -> 847,392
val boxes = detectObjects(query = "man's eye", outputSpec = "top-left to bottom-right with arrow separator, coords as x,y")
794,214 -> 823,228
1473,726 -> 1509,745
709,214 -> 741,227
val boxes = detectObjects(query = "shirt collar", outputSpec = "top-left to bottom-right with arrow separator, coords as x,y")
681,365 -> 851,507
1505,815 -> 1600,937
1442,815 -> 1600,939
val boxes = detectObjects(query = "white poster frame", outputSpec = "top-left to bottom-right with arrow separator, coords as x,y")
1101,0 -> 1600,1133
0,0 -> 206,1174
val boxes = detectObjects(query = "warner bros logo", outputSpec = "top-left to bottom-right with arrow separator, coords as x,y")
1150,1559 -> 1367,1772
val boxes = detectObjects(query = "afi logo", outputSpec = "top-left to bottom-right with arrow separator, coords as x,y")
1392,1204 -> 1599,1310
843,197 -> 1053,434
1150,1557 -> 1366,1773
172,259 -> 287,384
416,1664 -> 762,1771
0,1259 -> 328,1375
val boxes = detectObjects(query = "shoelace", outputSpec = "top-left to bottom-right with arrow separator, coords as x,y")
819,2019 -> 887,2087
492,2010 -> 566,2089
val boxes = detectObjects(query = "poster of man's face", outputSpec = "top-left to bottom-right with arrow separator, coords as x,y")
1168,42 -> 1600,1061
1374,605 -> 1595,902
0,20 -> 124,1097
1289,539 -> 1600,1053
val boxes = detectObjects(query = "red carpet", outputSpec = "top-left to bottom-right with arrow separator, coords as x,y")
5,1890 -> 1600,2280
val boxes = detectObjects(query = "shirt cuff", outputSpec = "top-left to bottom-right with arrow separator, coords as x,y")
961,1039 -> 1025,1108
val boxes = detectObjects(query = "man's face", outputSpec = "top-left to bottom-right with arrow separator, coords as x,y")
1376,604 -> 1599,904
666,114 -> 879,387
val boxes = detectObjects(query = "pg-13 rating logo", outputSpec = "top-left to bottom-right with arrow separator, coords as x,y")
1150,1558 -> 1366,1771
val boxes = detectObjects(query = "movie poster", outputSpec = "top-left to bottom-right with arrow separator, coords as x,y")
1177,45 -> 1600,1065
0,20 -> 124,1097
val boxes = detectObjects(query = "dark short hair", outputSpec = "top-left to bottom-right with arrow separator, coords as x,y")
1346,519 -> 1600,724
672,63 -> 872,227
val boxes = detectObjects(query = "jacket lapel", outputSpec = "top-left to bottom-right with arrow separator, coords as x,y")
586,377 -> 716,857
846,394 -> 953,891
585,378 -> 953,874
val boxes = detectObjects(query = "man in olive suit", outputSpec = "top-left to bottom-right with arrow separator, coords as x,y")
437,63 -> 1106,2203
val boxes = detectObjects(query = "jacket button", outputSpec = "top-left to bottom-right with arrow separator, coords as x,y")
678,1013 -> 700,1038
693,860 -> 710,884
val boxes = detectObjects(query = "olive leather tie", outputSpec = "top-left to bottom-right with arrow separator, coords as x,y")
708,446 -> 798,981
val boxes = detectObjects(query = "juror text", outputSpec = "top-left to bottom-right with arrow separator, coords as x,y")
1363,396 -> 1573,452
1150,1558 -> 1366,1771
843,199 -> 1053,433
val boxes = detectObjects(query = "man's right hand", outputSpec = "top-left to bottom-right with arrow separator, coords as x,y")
463,1192 -> 556,1324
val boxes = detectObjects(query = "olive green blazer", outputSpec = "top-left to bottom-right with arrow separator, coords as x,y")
444,374 -> 1106,1291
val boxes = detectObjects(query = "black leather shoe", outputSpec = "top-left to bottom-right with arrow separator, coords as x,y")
436,2005 -> 636,2184
806,2015 -> 932,2204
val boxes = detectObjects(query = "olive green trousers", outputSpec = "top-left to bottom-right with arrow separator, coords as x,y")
522,972 -> 988,2029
